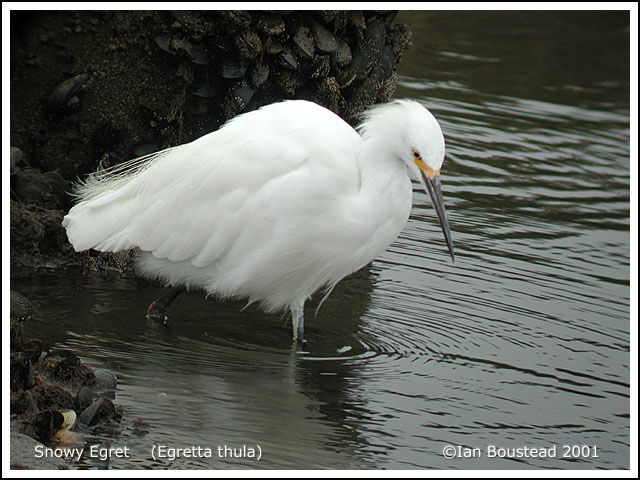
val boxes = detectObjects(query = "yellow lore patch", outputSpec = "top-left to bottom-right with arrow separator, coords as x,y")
413,157 -> 441,180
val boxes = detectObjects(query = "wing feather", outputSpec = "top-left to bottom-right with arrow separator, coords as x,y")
63,101 -> 362,281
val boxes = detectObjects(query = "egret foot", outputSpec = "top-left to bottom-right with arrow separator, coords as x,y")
145,286 -> 184,329
146,305 -> 169,329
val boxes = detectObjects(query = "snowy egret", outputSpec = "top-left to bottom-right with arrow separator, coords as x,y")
62,99 -> 454,344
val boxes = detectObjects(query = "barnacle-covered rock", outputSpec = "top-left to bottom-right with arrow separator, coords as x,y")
11,10 -> 412,266
41,349 -> 97,387
11,353 -> 34,391
13,168 -> 69,211
257,14 -> 286,36
265,37 -> 284,55
348,10 -> 366,30
331,38 -> 352,67
234,29 -> 262,60
251,63 -> 269,87
279,46 -> 299,70
350,19 -> 387,81
220,53 -> 245,79
155,34 -> 210,65
191,81 -> 220,99
310,55 -> 331,79
229,81 -> 255,111
154,33 -> 174,55
388,22 -> 412,56
293,26 -> 315,59
308,19 -> 339,54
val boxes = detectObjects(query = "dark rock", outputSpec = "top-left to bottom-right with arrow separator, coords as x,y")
175,59 -> 197,83
171,11 -> 219,38
331,38 -> 352,67
315,77 -> 342,114
277,70 -> 302,96
312,11 -> 340,26
279,46 -> 298,70
11,389 -> 40,415
348,11 -> 366,30
372,45 -> 396,85
10,320 -> 25,350
174,37 -> 210,66
251,64 -> 269,88
220,53 -> 244,79
350,19 -> 386,81
12,337 -> 43,364
257,14 -> 285,36
227,81 -> 254,112
41,349 -> 98,387
234,29 -> 262,60
75,385 -> 94,412
335,64 -> 357,88
15,409 -> 64,444
192,82 -> 218,99
192,73 -> 223,98
78,397 -> 117,426
13,168 -> 69,210
308,19 -> 339,53
97,150 -> 121,170
94,368 -> 118,392
154,33 -> 175,56
10,353 -> 34,391
156,34 -> 210,66
43,72 -> 90,118
218,11 -> 252,30
293,26 -> 315,59
29,383 -> 76,411
265,37 -> 284,55
10,200 -> 73,259
388,22 -> 412,56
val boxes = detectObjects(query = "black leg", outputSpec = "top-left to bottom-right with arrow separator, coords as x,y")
146,286 -> 184,329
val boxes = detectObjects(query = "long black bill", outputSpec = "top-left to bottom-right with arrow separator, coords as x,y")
422,173 -> 455,262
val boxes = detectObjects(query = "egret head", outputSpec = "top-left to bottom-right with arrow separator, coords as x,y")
400,101 -> 454,262
359,99 -> 455,261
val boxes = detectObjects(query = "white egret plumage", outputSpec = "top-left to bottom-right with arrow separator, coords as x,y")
62,99 -> 454,345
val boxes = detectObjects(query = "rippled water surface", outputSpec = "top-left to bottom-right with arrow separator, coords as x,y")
11,11 -> 630,469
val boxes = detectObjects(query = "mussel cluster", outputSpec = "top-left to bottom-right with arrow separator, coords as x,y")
156,10 -> 411,124
10,290 -> 122,449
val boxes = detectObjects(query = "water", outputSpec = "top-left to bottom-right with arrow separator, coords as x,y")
11,11 -> 630,469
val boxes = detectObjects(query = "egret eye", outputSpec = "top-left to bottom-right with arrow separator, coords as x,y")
413,151 -> 420,158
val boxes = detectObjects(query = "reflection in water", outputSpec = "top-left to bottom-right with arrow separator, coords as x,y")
12,266 -> 380,469
11,11 -> 629,469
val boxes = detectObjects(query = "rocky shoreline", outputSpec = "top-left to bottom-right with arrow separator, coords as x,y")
10,10 -> 411,269
10,290 -> 124,469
